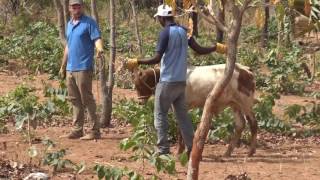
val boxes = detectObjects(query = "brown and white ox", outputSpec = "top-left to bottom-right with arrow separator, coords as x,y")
133,64 -> 257,157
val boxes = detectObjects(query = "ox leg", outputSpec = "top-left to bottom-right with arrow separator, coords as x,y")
246,112 -> 258,157
176,127 -> 185,155
224,110 -> 245,157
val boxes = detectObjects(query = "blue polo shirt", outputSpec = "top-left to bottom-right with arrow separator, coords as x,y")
156,23 -> 190,82
66,15 -> 101,71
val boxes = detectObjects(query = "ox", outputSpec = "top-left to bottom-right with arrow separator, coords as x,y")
133,64 -> 257,157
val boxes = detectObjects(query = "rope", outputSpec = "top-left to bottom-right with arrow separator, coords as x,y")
137,68 -> 158,100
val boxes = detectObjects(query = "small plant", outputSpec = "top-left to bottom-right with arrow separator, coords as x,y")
42,149 -> 72,172
94,164 -> 144,180
115,99 -> 180,176
285,102 -> 320,126
254,93 -> 291,133
261,45 -> 308,95
0,21 -> 63,77
43,81 -> 70,116
0,85 -> 55,145
207,108 -> 234,142
42,147 -> 85,174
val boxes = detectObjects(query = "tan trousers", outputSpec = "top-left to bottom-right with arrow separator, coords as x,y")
66,70 -> 99,133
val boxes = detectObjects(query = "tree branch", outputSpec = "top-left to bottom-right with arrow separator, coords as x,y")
240,0 -> 253,16
197,6 -> 228,33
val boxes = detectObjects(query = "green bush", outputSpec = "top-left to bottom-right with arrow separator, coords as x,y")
207,108 -> 234,142
94,164 -> 144,180
0,21 -> 63,77
254,93 -> 291,133
0,84 -> 69,131
44,81 -> 70,116
0,85 -> 53,130
285,102 -> 320,126
258,44 -> 309,95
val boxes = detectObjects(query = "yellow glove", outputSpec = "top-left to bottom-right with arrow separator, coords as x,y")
216,43 -> 227,54
95,39 -> 104,58
126,58 -> 139,71
58,66 -> 66,79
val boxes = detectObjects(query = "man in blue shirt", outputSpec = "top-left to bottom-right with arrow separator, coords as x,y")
127,4 -> 227,156
59,0 -> 104,140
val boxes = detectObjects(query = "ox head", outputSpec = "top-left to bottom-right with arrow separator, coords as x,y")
133,68 -> 160,104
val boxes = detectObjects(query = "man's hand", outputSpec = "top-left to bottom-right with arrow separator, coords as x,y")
96,49 -> 104,58
126,58 -> 139,71
216,43 -> 227,54
95,39 -> 104,58
59,66 -> 66,79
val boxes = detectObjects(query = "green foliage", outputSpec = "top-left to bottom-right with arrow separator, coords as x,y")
178,151 -> 189,167
114,99 -> 177,143
0,85 -> 54,130
94,164 -> 144,180
42,148 -> 85,174
254,93 -> 291,133
0,118 -> 7,133
41,138 -> 85,174
0,21 -> 63,77
114,99 -> 180,176
44,81 -> 70,116
310,0 -> 320,24
149,154 -> 176,175
11,11 -> 33,32
42,149 -> 73,172
0,84 -> 70,132
207,108 -> 234,142
258,45 -> 308,95
241,16 -> 278,44
285,102 -> 320,125
237,47 -> 260,69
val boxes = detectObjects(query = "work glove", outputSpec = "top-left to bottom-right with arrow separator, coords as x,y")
59,66 -> 66,79
126,58 -> 139,71
216,43 -> 227,54
95,39 -> 104,58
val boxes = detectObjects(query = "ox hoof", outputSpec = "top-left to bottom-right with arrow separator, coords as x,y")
236,140 -> 241,148
223,151 -> 232,157
247,149 -> 256,157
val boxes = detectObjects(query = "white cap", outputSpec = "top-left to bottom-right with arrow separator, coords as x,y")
154,4 -> 174,17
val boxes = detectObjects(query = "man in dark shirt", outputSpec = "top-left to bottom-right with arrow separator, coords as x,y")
127,4 -> 227,155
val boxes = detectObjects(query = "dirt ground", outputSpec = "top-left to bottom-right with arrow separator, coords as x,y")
1,69 -> 320,180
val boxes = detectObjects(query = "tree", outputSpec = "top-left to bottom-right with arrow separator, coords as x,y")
182,0 -> 198,37
61,0 -> 70,29
261,0 -> 269,47
209,0 -> 226,42
129,0 -> 143,55
90,0 -> 99,25
101,0 -> 116,127
187,0 -> 252,179
53,0 -> 65,45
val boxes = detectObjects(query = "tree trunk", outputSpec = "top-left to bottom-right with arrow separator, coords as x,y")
61,0 -> 70,29
261,0 -> 269,47
277,21 -> 283,49
129,0 -> 143,56
190,12 -> 198,37
90,0 -> 99,25
215,0 -> 225,42
53,0 -> 66,45
10,0 -> 19,15
101,0 -> 116,128
186,2 -> 249,179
